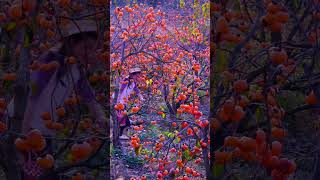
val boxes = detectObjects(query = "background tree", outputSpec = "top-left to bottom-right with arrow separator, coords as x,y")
0,0 -> 110,179
211,0 -> 319,179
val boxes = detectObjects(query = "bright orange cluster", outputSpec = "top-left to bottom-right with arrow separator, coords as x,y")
130,134 -> 141,149
217,98 -> 246,122
177,103 -> 203,119
262,2 -> 289,32
15,129 -> 46,152
215,128 -> 296,179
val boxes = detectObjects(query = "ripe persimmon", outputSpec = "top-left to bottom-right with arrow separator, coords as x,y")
275,11 -> 289,23
66,56 -> 77,64
269,22 -> 283,32
72,173 -> 84,180
305,90 -> 318,105
44,120 -> 54,129
216,17 -> 229,33
0,121 -> 7,133
231,106 -> 245,122
222,99 -> 235,114
71,142 -> 92,161
277,158 -> 296,174
181,121 -> 188,128
37,154 -> 54,169
218,109 -> 231,122
224,136 -> 239,147
8,4 -> 22,20
23,0 -> 36,14
240,151 -> 256,162
271,127 -> 287,139
233,80 -> 248,93
41,111 -> 51,121
26,129 -> 46,151
239,136 -> 256,152
214,151 -> 231,164
131,106 -> 140,113
270,49 -> 288,64
0,99 -> 7,110
256,129 -> 266,144
15,138 -> 31,152
114,103 -> 125,110
0,13 -> 7,22
52,122 -> 64,130
172,122 -> 177,127
267,2 -> 281,13
56,107 -> 66,117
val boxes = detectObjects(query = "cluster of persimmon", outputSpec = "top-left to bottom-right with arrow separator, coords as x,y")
266,89 -> 288,140
40,94 -> 103,133
217,97 -> 246,123
151,168 -> 200,180
216,16 -> 244,44
220,69 -> 289,140
130,134 -> 141,149
16,130 -> 99,169
269,47 -> 288,65
15,129 -> 46,152
131,131 -> 207,179
177,103 -> 204,120
88,73 -> 109,84
41,108 -> 64,131
215,128 -> 295,180
192,63 -> 201,73
135,158 -> 202,180
2,72 -> 17,81
114,103 -> 125,111
0,0 -> 37,22
262,1 -> 289,32
29,60 -> 60,72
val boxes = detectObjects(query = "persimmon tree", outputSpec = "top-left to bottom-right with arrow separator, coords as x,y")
110,1 -> 211,179
211,0 -> 319,179
0,0 -> 109,179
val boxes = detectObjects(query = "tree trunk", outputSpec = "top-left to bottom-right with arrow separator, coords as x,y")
112,112 -> 121,147
3,31 -> 30,180
3,139 -> 22,180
